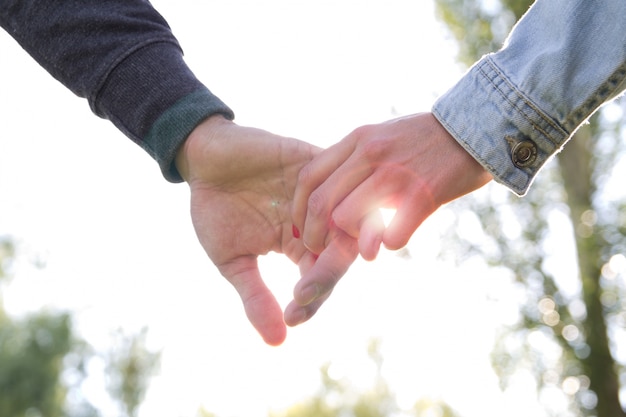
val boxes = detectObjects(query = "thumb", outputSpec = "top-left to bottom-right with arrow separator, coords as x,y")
220,257 -> 287,346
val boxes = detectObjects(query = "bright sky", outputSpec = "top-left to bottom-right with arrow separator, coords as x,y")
0,1 -> 548,416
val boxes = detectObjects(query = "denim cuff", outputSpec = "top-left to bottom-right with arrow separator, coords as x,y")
432,57 -> 568,196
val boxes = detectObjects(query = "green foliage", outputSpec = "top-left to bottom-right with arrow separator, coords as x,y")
434,0 -> 529,66
435,1 -> 626,415
106,327 -> 160,417
441,114 -> 626,416
0,312 -> 75,417
269,360 -> 396,417
0,236 -> 15,283
196,408 -> 220,417
0,237 -> 159,417
0,237 -> 82,417
412,398 -> 460,417
269,340 -> 460,417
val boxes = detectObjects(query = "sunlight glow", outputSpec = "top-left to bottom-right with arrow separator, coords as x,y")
380,208 -> 397,228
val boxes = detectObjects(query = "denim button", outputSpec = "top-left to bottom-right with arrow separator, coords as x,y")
511,140 -> 537,168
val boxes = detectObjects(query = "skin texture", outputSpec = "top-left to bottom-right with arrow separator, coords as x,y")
291,112 -> 493,310
175,115 -> 358,345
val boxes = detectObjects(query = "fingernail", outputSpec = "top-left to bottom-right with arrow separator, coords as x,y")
300,284 -> 320,305
292,224 -> 301,239
288,308 -> 307,326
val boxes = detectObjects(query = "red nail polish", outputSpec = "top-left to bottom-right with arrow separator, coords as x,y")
292,224 -> 301,239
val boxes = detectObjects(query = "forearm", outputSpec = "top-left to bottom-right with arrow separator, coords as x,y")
0,0 -> 233,181
433,0 -> 626,195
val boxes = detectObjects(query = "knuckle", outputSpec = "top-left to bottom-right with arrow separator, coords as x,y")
307,190 -> 329,219
360,137 -> 389,162
377,164 -> 402,184
351,123 -> 375,138
296,163 -> 316,188
303,237 -> 324,255
332,210 -> 356,236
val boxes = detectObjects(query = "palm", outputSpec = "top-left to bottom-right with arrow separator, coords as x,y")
179,118 -> 355,345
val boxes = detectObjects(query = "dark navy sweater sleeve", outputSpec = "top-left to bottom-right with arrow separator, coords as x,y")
0,0 -> 234,182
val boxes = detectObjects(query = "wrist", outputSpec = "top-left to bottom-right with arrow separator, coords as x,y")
429,113 -> 493,201
175,114 -> 233,183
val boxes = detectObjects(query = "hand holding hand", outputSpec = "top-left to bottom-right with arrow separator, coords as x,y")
175,115 -> 358,345
292,112 -> 493,260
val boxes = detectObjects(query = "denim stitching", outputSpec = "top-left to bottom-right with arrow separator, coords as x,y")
478,58 -> 568,146
564,62 -> 626,132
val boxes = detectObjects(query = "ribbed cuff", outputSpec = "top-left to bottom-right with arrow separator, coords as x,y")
144,88 -> 234,182
93,41 -> 234,182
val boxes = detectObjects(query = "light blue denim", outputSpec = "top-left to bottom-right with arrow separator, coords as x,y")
432,0 -> 626,196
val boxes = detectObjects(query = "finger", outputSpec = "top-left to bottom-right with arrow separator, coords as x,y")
284,292 -> 331,327
331,173 -> 397,238
220,257 -> 287,346
287,230 -> 358,326
358,210 -> 385,261
292,137 -> 358,233
293,134 -> 376,254
295,230 -> 358,305
300,156 -> 376,254
296,250 -> 319,275
383,190 -> 437,250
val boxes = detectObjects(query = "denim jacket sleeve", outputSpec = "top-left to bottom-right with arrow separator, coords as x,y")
432,0 -> 626,196
0,0 -> 234,182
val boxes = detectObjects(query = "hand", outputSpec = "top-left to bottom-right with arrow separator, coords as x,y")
292,112 -> 493,260
175,115 -> 358,345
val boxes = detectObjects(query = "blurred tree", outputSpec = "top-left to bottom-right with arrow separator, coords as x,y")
0,310 -> 76,417
0,237 -> 15,283
0,236 -> 91,417
434,1 -> 626,416
196,407 -> 219,417
106,327 -> 160,417
412,398 -> 459,417
269,339 -> 460,417
0,236 -> 159,417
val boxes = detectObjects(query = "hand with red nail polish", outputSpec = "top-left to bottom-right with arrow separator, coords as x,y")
284,114 -> 493,329
175,115 -> 358,345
